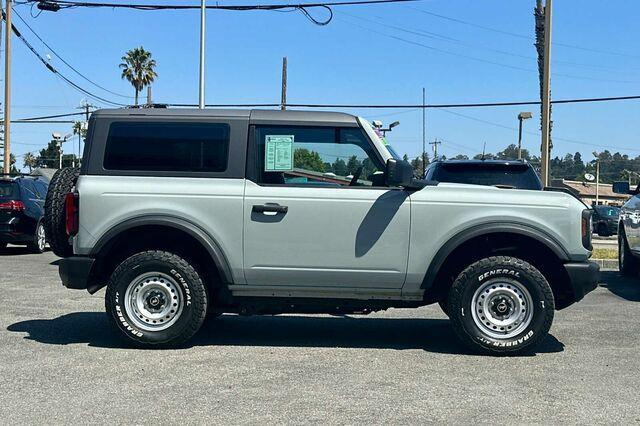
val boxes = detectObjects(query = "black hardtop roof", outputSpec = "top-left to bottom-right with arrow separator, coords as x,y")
92,108 -> 359,125
435,159 -> 532,168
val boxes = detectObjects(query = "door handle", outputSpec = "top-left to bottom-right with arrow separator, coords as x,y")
252,203 -> 288,214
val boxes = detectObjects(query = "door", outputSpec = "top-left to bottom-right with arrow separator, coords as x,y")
243,124 -> 410,289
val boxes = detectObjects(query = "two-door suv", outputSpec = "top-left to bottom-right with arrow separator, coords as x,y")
51,108 -> 599,354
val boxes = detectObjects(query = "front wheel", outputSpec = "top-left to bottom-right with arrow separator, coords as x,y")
446,256 -> 555,355
619,231 -> 640,277
105,250 -> 208,347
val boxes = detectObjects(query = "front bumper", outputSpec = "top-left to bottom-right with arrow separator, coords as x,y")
564,261 -> 600,304
59,256 -> 95,290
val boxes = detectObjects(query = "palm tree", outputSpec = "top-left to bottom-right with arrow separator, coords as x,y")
119,47 -> 157,106
23,152 -> 37,172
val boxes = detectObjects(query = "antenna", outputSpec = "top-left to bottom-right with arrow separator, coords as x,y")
481,142 -> 487,160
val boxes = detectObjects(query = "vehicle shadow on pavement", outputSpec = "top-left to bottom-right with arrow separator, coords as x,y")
7,312 -> 564,356
600,271 -> 640,302
0,246 -> 38,256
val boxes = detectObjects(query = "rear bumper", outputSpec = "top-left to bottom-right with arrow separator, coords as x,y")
59,256 -> 95,290
564,261 -> 600,304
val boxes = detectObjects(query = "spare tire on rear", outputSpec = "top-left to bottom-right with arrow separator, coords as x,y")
44,167 -> 79,258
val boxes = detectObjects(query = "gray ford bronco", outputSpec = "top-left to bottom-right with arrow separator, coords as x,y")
50,108 -> 599,354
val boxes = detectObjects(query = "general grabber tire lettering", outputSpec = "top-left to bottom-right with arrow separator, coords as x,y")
447,256 -> 554,355
44,167 -> 79,258
105,250 -> 208,348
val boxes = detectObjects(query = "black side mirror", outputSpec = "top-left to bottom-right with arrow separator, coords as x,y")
613,181 -> 639,195
386,158 -> 414,187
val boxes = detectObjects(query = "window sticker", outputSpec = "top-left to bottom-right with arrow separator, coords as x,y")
265,135 -> 294,171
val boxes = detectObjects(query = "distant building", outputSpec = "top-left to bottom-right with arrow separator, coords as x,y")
551,179 -> 630,206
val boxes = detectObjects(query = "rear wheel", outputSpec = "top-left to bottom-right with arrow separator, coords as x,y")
44,167 -> 79,258
27,222 -> 46,253
619,230 -> 640,276
105,250 -> 208,347
447,256 -> 554,355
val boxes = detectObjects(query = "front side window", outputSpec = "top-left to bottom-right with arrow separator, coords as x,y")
253,126 -> 384,187
104,121 -> 230,172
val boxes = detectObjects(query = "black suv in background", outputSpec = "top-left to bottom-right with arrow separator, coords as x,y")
0,174 -> 49,253
592,205 -> 620,237
424,160 -> 543,190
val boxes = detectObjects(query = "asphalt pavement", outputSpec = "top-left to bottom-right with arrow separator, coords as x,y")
1,246 -> 639,424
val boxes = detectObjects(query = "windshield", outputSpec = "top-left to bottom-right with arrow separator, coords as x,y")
429,163 -> 543,190
595,206 -> 620,217
0,181 -> 18,200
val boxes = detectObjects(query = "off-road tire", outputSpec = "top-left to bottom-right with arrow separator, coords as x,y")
619,230 -> 640,277
447,256 -> 555,355
27,221 -> 46,253
105,250 -> 208,348
44,167 -> 79,257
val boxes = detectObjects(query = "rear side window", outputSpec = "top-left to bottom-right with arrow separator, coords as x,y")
103,121 -> 230,172
429,164 -> 542,190
0,181 -> 18,200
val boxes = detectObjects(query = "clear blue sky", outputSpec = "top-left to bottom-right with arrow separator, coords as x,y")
4,0 -> 640,169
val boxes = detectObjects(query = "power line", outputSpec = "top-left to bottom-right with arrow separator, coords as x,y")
344,11 -> 637,73
167,94 -> 640,109
30,0 -> 420,10
28,0 -> 422,25
433,107 -> 640,154
2,11 -> 127,106
406,5 -> 640,60
336,16 -> 640,84
11,8 -> 133,99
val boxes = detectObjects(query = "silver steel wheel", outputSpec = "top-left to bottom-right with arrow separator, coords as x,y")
36,224 -> 46,252
123,272 -> 185,332
471,278 -> 534,340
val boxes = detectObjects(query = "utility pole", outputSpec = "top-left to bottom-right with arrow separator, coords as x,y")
198,0 -> 206,109
280,57 -> 287,111
430,139 -> 441,161
146,85 -> 152,106
3,0 -> 12,174
77,100 -> 93,161
421,87 -> 426,176
538,0 -> 553,186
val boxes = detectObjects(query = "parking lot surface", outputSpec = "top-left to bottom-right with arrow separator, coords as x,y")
1,247 -> 639,424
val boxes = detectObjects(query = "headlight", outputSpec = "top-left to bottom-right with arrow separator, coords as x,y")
581,209 -> 593,250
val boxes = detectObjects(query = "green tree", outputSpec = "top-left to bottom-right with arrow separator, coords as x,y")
332,158 -> 348,176
23,152 -> 37,172
294,148 -> 325,172
346,155 -> 362,175
119,47 -> 158,106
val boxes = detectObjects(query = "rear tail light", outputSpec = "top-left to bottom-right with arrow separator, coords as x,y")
581,209 -> 593,250
65,192 -> 79,236
0,200 -> 25,212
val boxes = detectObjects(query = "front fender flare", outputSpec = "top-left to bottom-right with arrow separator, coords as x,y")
421,221 -> 571,290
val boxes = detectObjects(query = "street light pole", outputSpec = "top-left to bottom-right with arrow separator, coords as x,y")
198,0 -> 206,109
3,0 -> 12,174
517,112 -> 532,160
